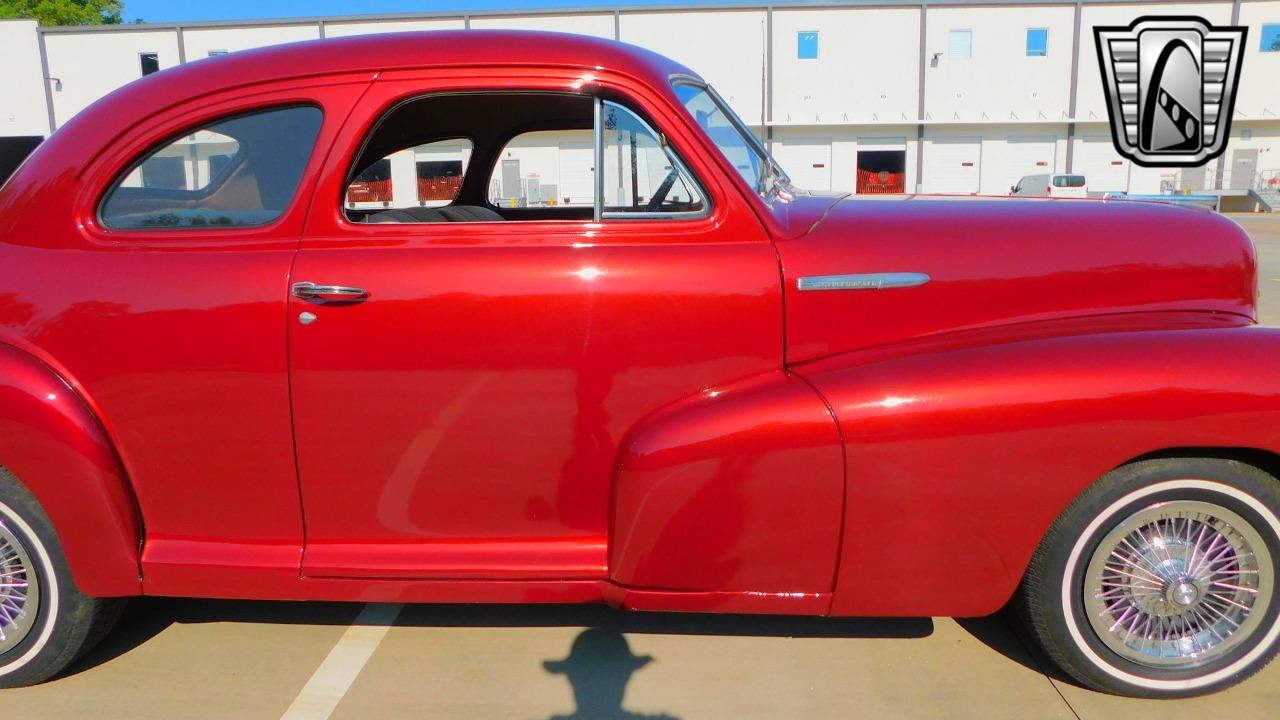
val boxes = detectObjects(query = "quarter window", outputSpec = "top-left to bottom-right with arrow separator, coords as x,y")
797,31 -> 819,60
1026,28 -> 1048,57
100,105 -> 323,230
948,30 -> 973,59
1262,24 -> 1280,52
600,101 -> 705,216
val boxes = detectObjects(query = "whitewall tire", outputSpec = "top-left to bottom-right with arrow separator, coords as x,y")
0,467 -> 125,688
1019,458 -> 1280,697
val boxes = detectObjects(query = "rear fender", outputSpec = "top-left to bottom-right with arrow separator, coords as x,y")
794,316 -> 1280,617
0,344 -> 140,596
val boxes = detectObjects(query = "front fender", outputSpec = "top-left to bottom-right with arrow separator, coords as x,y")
0,344 -> 140,596
793,314 -> 1280,618
611,370 -> 845,596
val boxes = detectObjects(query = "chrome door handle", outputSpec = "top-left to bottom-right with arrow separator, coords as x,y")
292,281 -> 368,302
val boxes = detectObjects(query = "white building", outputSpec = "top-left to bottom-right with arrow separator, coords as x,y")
1,0 -> 1278,199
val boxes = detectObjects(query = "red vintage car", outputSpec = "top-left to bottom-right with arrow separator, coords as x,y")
0,31 -> 1277,697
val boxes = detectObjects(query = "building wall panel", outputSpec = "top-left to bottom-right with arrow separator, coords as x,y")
923,132 -> 982,193
771,8 -> 920,125
323,19 -> 465,37
772,136 -> 833,191
44,29 -> 181,127
1237,0 -> 1280,120
183,25 -> 320,59
0,20 -> 50,137
471,14 -> 615,38
620,9 -> 768,122
924,5 -> 1075,123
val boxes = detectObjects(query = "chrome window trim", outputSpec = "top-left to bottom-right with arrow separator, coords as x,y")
668,75 -> 790,194
594,96 -> 604,223
600,209 -> 708,220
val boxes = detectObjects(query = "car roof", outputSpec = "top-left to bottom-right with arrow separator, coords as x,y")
52,30 -> 701,173
194,29 -> 696,84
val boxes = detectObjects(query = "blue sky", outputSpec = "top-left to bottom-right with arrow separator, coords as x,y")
122,0 -> 765,24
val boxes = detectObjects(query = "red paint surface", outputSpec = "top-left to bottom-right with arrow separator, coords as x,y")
0,31 -> 1274,616
610,371 -> 844,593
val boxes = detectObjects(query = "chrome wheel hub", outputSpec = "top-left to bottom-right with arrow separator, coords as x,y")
1169,579 -> 1201,608
1084,500 -> 1274,669
0,519 -> 39,655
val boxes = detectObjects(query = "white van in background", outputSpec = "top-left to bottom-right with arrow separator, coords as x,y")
1011,174 -> 1089,198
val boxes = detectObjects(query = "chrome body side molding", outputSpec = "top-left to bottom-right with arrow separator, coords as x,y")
796,272 -> 931,292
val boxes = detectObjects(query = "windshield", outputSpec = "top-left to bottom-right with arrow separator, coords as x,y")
1053,175 -> 1086,188
671,80 -> 787,197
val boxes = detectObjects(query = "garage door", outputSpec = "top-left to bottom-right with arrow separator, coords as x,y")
1073,136 -> 1129,193
924,137 -> 981,194
773,138 -> 832,191
1002,136 -> 1056,193
558,141 -> 595,206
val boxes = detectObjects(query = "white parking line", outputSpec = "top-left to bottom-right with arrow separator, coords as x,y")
279,603 -> 404,720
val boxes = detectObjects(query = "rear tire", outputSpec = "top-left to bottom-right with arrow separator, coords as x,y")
1019,458 -> 1280,697
0,467 -> 126,688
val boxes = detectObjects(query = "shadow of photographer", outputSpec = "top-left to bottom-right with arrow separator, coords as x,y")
541,627 -> 679,720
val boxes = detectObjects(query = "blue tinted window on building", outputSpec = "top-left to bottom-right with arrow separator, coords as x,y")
1027,28 -> 1048,56
949,30 -> 972,59
798,31 -> 819,59
1262,24 -> 1280,52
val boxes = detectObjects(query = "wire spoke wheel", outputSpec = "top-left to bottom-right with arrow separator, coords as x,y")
0,519 -> 39,656
1084,500 -> 1275,669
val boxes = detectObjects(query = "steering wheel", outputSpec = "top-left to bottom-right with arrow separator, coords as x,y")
645,169 -> 681,212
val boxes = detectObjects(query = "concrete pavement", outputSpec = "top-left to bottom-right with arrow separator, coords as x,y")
4,597 -> 1278,718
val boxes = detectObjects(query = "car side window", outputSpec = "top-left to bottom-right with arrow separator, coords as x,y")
346,139 -> 473,211
488,130 -> 594,208
100,105 -> 323,230
339,92 -> 707,224
600,101 -> 705,216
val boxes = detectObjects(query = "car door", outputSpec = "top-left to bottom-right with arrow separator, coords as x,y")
289,71 -> 783,581
38,79 -> 371,595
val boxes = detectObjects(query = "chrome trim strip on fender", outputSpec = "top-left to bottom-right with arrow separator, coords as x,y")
796,272 -> 931,292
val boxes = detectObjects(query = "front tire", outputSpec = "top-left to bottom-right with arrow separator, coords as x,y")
0,468 -> 125,688
1020,458 -> 1280,697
